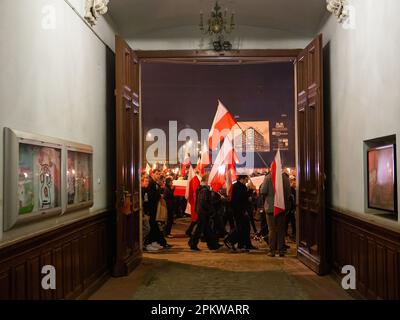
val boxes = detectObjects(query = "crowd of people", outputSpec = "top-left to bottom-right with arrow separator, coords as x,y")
141,167 -> 296,257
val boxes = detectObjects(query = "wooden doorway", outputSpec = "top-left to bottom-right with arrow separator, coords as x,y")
113,35 -> 328,276
113,36 -> 141,277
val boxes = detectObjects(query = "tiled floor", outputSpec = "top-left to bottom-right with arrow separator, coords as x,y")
90,218 -> 352,300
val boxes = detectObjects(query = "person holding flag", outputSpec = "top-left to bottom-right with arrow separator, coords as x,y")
184,165 -> 200,237
188,174 -> 221,251
224,175 -> 251,252
261,150 -> 291,257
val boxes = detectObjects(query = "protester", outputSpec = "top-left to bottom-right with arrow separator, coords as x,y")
246,179 -> 259,235
141,175 -> 158,252
147,169 -> 171,249
285,177 -> 297,241
141,162 -> 295,256
261,169 -> 291,257
188,174 -> 221,251
163,177 -> 176,238
224,175 -> 251,252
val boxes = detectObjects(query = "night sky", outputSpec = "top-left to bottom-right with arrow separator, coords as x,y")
142,62 -> 295,168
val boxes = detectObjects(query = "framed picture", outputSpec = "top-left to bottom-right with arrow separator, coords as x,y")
4,128 -> 64,231
4,128 -> 95,231
367,144 -> 397,213
64,143 -> 94,213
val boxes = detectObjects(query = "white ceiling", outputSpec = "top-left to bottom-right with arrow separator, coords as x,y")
108,0 -> 329,38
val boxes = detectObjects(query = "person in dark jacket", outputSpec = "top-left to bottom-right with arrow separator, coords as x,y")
188,174 -> 220,251
285,177 -> 296,240
147,169 -> 170,248
163,177 -> 176,237
224,175 -> 251,252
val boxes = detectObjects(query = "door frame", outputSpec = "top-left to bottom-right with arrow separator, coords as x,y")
136,49 -> 301,63
134,48 -> 324,272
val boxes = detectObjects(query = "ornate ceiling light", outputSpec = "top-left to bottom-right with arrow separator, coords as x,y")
84,0 -> 109,26
199,1 -> 235,51
326,0 -> 349,24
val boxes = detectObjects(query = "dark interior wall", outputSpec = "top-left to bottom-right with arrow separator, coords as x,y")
141,62 -> 295,168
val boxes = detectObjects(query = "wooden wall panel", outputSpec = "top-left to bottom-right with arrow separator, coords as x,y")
0,271 -> 11,299
331,209 -> 400,300
0,211 -> 114,300
27,257 -> 40,300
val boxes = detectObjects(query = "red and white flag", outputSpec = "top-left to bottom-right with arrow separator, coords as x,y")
271,149 -> 285,216
208,136 -> 238,193
198,141 -> 211,175
208,100 -> 237,150
225,165 -> 237,199
185,166 -> 200,222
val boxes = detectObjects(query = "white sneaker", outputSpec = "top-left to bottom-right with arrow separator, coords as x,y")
145,244 -> 160,252
151,242 -> 164,249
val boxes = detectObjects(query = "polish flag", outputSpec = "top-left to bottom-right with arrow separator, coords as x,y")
225,165 -> 237,199
208,136 -> 238,192
208,100 -> 237,151
185,166 -> 200,222
198,141 -> 211,175
271,149 -> 285,216
181,153 -> 190,176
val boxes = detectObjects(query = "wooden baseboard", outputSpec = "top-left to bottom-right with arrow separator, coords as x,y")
77,270 -> 111,300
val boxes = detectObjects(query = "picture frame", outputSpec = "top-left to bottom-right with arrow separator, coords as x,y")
3,128 -> 95,231
64,142 -> 94,214
367,143 -> 397,214
3,128 -> 64,231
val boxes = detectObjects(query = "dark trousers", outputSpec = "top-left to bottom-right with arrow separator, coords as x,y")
164,205 -> 174,236
248,211 -> 257,234
148,205 -> 167,246
266,213 -> 285,254
259,212 -> 269,237
186,221 -> 197,236
285,210 -> 296,238
226,213 -> 250,248
223,208 -> 235,232
189,213 -> 218,249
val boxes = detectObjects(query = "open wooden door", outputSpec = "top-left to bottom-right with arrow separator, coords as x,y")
113,36 -> 141,277
296,34 -> 328,275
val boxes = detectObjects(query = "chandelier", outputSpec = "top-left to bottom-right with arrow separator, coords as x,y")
199,1 -> 235,51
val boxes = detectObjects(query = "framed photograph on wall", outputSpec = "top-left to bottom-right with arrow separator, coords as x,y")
367,144 -> 397,213
3,128 -> 64,231
64,143 -> 94,214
